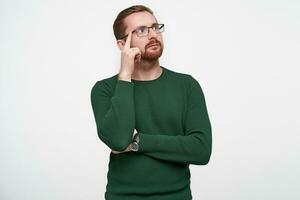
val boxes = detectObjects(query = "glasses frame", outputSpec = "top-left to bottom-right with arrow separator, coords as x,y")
119,23 -> 165,40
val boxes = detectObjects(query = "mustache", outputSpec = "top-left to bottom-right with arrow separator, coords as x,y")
146,40 -> 161,48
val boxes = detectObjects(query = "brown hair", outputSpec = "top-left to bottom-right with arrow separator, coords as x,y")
113,5 -> 154,40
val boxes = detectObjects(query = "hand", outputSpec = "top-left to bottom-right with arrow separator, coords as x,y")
111,143 -> 133,154
118,31 -> 142,80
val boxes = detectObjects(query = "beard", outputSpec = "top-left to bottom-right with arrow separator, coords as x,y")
141,40 -> 163,61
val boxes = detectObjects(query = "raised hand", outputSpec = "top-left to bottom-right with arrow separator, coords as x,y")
118,31 -> 141,81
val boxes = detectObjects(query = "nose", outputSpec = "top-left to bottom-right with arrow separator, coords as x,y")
148,27 -> 158,38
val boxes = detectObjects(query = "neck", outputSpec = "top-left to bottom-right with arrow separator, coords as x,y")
131,59 -> 161,81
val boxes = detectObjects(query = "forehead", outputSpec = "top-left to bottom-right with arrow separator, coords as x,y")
124,11 -> 158,32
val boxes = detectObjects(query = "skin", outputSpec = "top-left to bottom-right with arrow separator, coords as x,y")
117,11 -> 164,82
112,11 -> 165,154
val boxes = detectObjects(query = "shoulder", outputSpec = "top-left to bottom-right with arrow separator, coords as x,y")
166,67 -> 206,99
164,67 -> 193,85
91,74 -> 119,97
164,67 -> 200,89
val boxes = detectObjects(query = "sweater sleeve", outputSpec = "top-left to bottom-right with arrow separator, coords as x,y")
137,75 -> 212,165
90,79 -> 135,151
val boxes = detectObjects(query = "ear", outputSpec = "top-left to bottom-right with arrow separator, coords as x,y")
116,39 -> 125,51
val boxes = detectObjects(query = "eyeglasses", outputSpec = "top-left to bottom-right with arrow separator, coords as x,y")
119,23 -> 164,40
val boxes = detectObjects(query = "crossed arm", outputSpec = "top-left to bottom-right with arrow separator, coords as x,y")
90,76 -> 212,165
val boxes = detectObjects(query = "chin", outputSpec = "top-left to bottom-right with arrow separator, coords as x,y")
143,47 -> 164,60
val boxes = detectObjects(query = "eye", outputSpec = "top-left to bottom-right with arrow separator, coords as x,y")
152,24 -> 160,30
137,27 -> 148,34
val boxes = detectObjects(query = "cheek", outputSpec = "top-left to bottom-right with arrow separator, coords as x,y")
138,44 -> 146,52
158,38 -> 164,46
131,42 -> 144,51
137,43 -> 147,51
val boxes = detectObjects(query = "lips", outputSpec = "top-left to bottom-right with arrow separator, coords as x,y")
148,43 -> 160,48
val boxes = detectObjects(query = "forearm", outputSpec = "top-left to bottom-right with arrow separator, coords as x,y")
91,80 -> 135,151
137,128 -> 212,165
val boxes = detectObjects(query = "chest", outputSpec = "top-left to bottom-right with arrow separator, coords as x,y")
133,84 -> 188,135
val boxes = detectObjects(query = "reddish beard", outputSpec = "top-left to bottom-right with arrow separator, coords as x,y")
141,40 -> 163,61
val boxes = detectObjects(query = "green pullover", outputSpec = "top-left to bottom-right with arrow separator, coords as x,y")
90,66 -> 212,200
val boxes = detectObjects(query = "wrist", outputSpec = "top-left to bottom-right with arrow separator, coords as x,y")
118,73 -> 131,81
131,130 -> 139,152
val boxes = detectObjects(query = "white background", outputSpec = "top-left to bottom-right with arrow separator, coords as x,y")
1,0 -> 299,199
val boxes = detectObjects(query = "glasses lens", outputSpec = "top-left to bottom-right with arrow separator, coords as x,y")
135,24 -> 164,37
136,27 -> 148,37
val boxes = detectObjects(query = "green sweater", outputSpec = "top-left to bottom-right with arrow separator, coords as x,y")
90,66 -> 212,200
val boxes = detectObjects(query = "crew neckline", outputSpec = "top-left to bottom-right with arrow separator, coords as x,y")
131,66 -> 166,83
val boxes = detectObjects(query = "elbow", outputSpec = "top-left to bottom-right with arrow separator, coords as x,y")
97,128 -> 133,151
194,147 -> 212,165
109,139 -> 131,152
187,135 -> 212,165
201,151 -> 212,165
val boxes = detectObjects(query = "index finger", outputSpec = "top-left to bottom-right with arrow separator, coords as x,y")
124,31 -> 132,49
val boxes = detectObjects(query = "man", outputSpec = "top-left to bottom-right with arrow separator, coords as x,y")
90,5 -> 212,200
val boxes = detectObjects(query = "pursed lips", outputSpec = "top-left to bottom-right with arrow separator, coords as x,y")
147,43 -> 160,48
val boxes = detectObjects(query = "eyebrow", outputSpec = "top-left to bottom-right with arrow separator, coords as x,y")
135,22 -> 159,29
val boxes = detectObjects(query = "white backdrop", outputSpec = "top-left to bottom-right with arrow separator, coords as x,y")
1,0 -> 299,199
